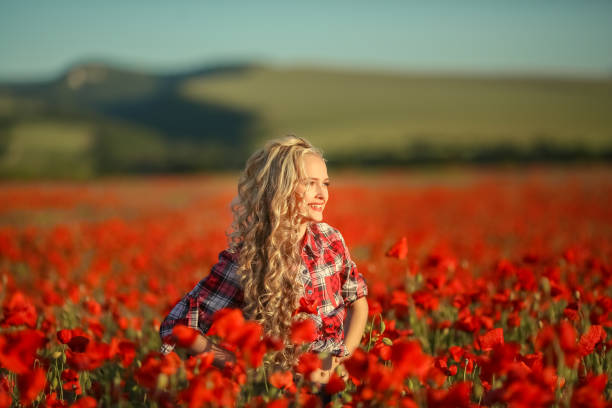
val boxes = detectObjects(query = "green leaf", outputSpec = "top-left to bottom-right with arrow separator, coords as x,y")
382,337 -> 393,346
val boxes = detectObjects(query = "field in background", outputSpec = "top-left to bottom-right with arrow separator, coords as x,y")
1,166 -> 611,406
182,67 -> 612,156
1,63 -> 611,179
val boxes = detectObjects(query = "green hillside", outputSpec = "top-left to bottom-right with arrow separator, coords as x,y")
1,62 -> 611,179
181,67 -> 612,159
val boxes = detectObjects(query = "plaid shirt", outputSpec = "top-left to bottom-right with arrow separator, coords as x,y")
159,222 -> 368,357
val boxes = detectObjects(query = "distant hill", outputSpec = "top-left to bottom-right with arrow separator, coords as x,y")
1,62 -> 611,178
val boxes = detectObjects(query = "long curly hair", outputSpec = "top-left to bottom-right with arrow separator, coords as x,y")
228,135 -> 323,368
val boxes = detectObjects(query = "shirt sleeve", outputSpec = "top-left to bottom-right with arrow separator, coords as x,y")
335,230 -> 368,306
159,249 -> 243,354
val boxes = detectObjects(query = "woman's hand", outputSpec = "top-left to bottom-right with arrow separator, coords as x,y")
309,367 -> 332,384
182,333 -> 236,369
309,355 -> 349,384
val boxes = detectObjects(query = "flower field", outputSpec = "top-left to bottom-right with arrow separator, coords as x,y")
1,166 -> 611,407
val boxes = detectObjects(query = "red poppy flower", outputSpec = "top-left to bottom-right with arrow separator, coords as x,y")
373,341 -> 392,361
61,368 -> 81,395
67,336 -> 90,353
577,325 -> 606,357
44,391 -> 68,408
295,352 -> 321,378
56,328 -> 88,346
426,364 -> 448,387
412,290 -> 439,312
427,381 -> 472,408
368,299 -> 383,316
1,291 -> 37,329
449,346 -> 464,362
135,351 -> 181,390
563,302 -> 580,321
475,328 -> 504,351
0,390 -> 11,408
66,341 -> 110,371
435,357 -> 458,376
17,367 -> 46,406
571,373 -> 608,408
209,308 -> 245,338
269,371 -> 295,392
117,340 -> 137,368
232,321 -> 264,350
134,354 -> 162,390
290,319 -> 317,344
325,372 -> 346,394
477,343 -> 520,382
386,237 -> 408,259
390,340 -> 432,380
70,396 -> 98,408
390,290 -> 409,308
172,325 -> 200,348
179,371 -> 235,408
297,389 -> 320,408
343,348 -> 371,382
56,329 -> 73,345
266,398 -> 289,408
501,373 -> 556,408
0,329 -> 47,374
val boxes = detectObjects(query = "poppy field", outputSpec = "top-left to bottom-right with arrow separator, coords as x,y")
1,166 -> 611,407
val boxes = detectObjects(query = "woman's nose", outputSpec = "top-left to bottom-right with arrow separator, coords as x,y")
315,184 -> 326,199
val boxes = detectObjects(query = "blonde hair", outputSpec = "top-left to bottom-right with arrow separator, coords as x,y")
229,135 -> 323,368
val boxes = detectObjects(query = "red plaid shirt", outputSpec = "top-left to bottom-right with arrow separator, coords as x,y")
159,222 -> 368,356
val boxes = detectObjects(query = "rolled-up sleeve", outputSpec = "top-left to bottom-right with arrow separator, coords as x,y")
336,233 -> 368,305
159,250 -> 243,354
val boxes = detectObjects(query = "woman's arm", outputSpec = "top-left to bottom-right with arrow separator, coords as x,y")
341,296 -> 369,357
160,249 -> 243,365
312,296 -> 369,384
181,333 -> 236,369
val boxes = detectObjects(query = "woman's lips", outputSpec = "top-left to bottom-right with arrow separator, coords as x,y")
309,203 -> 324,212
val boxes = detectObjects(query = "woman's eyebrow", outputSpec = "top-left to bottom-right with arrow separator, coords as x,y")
307,177 -> 330,181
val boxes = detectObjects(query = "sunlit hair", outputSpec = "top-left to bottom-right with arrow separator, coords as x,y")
229,135 -> 324,368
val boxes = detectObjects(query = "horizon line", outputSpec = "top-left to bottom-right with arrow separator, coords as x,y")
1,57 -> 611,84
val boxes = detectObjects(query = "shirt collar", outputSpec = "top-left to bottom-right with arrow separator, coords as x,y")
301,222 -> 324,260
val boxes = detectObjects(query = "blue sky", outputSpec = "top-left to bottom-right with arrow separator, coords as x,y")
1,0 -> 611,80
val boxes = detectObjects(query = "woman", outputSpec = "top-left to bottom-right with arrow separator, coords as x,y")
159,136 -> 368,385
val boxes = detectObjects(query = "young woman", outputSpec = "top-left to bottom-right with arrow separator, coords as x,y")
159,136 -> 368,385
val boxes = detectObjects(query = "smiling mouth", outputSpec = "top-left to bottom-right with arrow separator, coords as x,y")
309,203 -> 324,212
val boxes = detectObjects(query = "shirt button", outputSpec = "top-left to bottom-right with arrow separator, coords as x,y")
308,290 -> 313,294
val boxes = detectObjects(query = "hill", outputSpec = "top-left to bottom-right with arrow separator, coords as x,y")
1,62 -> 611,178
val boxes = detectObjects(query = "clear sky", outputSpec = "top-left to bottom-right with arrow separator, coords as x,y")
1,0 -> 611,81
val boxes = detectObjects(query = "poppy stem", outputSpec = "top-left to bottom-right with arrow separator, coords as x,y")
366,315 -> 377,352
262,365 -> 269,394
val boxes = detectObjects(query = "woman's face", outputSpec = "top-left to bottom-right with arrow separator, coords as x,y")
295,153 -> 329,223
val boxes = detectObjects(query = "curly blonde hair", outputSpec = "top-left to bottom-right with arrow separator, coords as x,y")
229,135 -> 323,368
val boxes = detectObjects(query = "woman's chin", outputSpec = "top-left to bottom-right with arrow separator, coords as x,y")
310,213 -> 323,222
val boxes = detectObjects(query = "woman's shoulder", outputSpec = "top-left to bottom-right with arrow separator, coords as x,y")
209,248 -> 241,282
312,222 -> 343,240
311,222 -> 347,253
218,247 -> 240,262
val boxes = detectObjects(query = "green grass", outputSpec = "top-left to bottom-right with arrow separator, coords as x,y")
1,64 -> 612,179
180,67 -> 612,155
0,120 -> 95,179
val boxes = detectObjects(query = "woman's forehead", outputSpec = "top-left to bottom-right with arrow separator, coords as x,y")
302,154 -> 328,178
